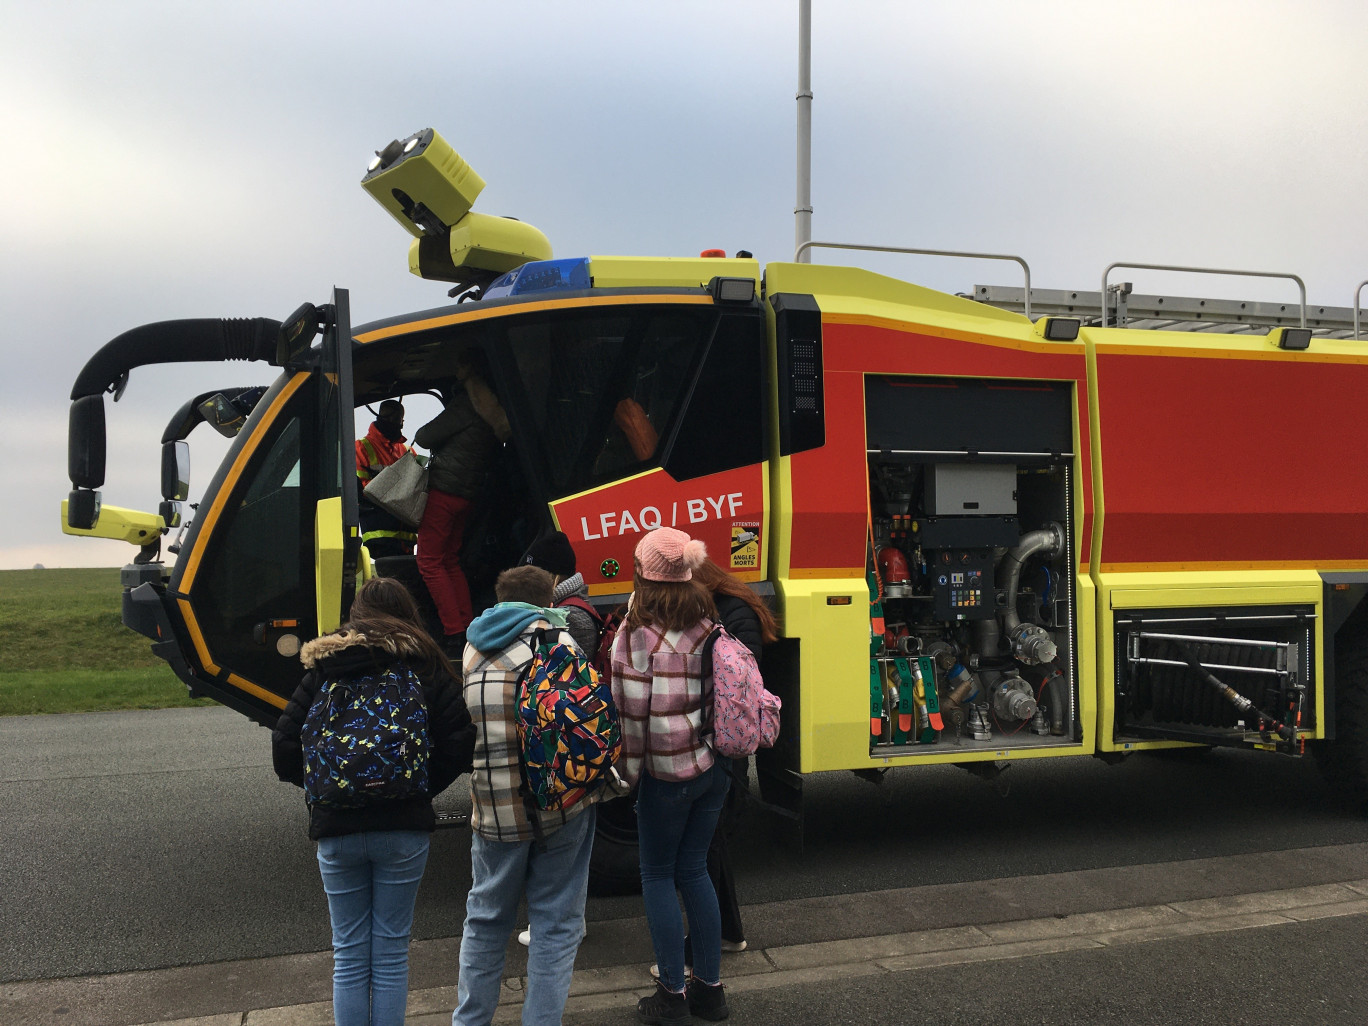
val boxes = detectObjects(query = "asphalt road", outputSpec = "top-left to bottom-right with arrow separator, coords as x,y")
5,706 -> 1368,985
593,916 -> 1368,1026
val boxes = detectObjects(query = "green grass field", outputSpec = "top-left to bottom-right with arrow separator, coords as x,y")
0,568 -> 214,715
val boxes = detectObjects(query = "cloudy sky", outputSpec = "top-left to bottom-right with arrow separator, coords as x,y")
5,0 -> 1367,570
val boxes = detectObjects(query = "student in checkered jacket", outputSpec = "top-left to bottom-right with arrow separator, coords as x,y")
610,528 -> 732,1025
452,564 -> 600,1026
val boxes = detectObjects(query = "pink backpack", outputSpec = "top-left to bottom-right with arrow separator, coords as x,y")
700,626 -> 782,758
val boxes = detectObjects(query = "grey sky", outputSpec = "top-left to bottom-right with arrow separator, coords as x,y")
5,0 -> 1366,569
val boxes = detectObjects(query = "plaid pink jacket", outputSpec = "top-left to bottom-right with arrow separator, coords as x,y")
610,619 -> 716,786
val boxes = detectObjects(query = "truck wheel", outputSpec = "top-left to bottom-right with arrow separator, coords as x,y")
586,767 -> 750,897
589,795 -> 641,896
1315,634 -> 1368,810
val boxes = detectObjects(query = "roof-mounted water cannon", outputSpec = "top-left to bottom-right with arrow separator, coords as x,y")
361,129 -> 552,293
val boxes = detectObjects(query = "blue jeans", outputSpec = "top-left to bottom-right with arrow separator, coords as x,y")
636,759 -> 730,992
453,806 -> 596,1026
316,830 -> 431,1026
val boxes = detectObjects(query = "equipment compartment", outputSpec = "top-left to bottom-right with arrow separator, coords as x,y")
864,375 -> 1079,755
1114,606 -> 1314,754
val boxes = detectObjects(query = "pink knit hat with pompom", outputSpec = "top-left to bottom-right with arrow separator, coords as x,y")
634,527 -> 707,582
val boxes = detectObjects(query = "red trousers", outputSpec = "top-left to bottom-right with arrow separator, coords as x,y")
416,488 -> 473,636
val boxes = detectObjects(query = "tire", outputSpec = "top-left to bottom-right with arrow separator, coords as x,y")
586,762 -> 751,897
588,794 -> 641,896
1314,633 -> 1368,810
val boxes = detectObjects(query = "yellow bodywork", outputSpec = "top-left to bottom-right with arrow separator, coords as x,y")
588,256 -> 760,290
406,213 -> 552,278
315,496 -> 347,635
60,500 -> 164,546
361,129 -> 486,235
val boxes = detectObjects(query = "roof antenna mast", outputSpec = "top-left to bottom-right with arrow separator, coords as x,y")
796,0 -> 813,263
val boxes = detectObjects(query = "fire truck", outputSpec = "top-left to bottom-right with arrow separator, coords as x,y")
63,129 -> 1368,887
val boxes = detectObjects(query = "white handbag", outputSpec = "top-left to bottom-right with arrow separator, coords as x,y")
363,451 -> 428,529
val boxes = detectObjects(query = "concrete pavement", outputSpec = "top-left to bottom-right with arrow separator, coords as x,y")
6,842 -> 1368,1026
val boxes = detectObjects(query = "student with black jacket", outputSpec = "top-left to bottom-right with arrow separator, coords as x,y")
691,558 -> 779,955
272,576 -> 475,1026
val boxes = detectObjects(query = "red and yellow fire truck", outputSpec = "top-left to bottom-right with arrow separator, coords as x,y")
62,129 -> 1368,885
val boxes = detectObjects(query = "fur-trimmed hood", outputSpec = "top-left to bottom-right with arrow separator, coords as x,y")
299,627 -> 425,669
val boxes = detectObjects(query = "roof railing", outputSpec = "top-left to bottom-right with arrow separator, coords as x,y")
794,241 -> 1033,320
793,245 -> 1360,339
970,285 -> 1363,336
1101,262 -> 1306,329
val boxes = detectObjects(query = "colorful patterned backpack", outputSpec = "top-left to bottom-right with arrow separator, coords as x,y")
515,627 -> 622,813
701,626 -> 782,758
301,664 -> 430,808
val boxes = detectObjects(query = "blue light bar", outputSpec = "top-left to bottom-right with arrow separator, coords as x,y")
483,257 -> 591,300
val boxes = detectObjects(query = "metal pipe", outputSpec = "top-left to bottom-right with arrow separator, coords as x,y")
973,617 -> 1001,660
1355,279 -> 1367,341
1001,524 -> 1064,636
1101,262 -> 1307,329
795,241 -> 1032,319
1000,523 -> 1064,665
1135,631 -> 1286,649
795,0 -> 812,263
1129,657 -> 1288,678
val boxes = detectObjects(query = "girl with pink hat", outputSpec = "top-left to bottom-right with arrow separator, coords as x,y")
610,527 -> 731,1024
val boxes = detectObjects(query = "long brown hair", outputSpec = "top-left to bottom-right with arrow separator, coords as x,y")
625,573 -> 717,634
692,558 -> 779,644
345,576 -> 458,679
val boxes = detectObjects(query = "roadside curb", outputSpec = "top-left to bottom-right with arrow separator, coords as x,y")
112,878 -> 1368,1026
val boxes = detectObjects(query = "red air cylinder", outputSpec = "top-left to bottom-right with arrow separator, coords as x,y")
878,546 -> 911,586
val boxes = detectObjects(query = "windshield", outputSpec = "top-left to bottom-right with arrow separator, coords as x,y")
354,298 -> 767,503
507,307 -> 709,493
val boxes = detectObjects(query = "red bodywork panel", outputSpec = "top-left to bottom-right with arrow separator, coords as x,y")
551,464 -> 766,592
1094,350 -> 1368,569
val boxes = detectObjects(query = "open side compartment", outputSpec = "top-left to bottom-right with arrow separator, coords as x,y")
1114,605 -> 1314,754
864,375 -> 1080,755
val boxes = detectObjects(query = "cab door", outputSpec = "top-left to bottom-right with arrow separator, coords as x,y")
166,290 -> 360,725
314,288 -> 362,634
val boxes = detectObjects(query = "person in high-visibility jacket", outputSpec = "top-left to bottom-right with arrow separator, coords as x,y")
356,399 -> 418,558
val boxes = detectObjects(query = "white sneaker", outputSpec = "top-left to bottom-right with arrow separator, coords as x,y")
519,920 -> 587,947
649,936 -> 745,978
649,963 -> 692,982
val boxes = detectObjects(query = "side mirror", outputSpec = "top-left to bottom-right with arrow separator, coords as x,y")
197,393 -> 248,438
276,302 -> 321,366
69,395 -> 106,489
161,440 -> 190,501
67,488 -> 101,531
158,499 -> 184,529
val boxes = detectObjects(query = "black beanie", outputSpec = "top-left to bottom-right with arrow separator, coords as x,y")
521,532 -> 577,578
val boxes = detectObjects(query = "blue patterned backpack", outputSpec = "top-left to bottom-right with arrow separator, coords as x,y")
301,664 -> 430,808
